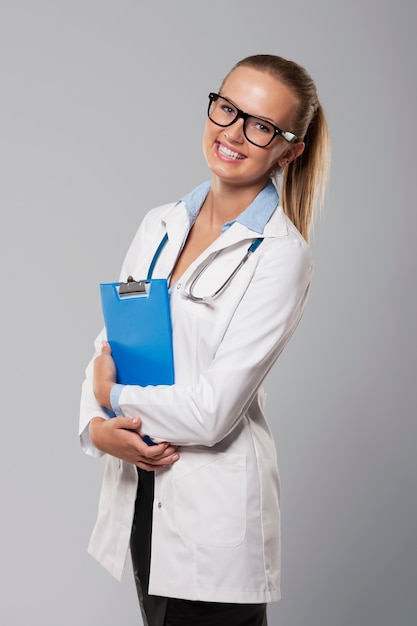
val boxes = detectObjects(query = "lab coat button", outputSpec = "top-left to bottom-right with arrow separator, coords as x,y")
176,283 -> 181,289
157,501 -> 162,509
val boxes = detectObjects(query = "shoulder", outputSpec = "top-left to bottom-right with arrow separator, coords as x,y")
260,205 -> 312,271
126,200 -> 183,248
140,200 -> 180,229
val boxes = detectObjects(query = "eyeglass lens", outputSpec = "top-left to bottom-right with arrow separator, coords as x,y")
208,96 -> 276,147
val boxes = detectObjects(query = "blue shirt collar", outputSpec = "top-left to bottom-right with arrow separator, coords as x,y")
178,179 -> 279,234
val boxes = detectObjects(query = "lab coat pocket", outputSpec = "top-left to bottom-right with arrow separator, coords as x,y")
173,451 -> 247,547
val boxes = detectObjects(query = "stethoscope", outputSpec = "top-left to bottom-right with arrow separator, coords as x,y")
147,233 -> 264,303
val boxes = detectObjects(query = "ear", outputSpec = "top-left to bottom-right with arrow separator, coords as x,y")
278,142 -> 305,168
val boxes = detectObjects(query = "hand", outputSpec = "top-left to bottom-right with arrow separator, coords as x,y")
89,416 -> 179,471
93,341 -> 116,409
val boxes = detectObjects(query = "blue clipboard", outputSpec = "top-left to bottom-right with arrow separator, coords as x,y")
99,277 -> 174,387
99,235 -> 173,446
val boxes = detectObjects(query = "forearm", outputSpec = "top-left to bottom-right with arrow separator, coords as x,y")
116,245 -> 311,446
93,379 -> 113,412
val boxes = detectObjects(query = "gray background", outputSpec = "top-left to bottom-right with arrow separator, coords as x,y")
1,1 -> 416,625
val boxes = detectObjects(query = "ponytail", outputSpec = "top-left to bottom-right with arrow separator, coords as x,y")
281,102 -> 330,242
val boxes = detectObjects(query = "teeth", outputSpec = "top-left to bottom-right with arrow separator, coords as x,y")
218,144 -> 245,160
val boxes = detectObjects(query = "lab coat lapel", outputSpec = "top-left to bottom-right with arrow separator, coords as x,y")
155,202 -> 190,276
159,199 -> 288,281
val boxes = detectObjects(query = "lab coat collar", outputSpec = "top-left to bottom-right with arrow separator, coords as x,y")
160,188 -> 288,259
178,179 -> 279,235
152,183 -> 290,284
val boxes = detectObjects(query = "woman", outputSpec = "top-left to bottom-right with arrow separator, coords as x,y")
80,54 -> 330,626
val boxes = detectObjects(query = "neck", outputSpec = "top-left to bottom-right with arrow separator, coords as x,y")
203,177 -> 268,227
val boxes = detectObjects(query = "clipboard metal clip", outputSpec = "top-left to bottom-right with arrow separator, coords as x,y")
119,276 -> 147,295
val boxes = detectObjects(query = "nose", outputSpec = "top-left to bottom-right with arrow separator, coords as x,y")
223,117 -> 245,144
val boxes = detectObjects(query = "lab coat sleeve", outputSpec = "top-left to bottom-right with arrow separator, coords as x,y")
78,328 -> 109,457
117,236 -> 313,446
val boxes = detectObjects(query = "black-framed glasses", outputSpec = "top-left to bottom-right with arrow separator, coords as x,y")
207,92 -> 297,147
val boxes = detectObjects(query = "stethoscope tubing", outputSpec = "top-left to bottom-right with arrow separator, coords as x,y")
183,238 -> 263,302
147,234 -> 263,303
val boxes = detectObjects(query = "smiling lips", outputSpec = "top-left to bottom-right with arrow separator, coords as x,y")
217,142 -> 246,161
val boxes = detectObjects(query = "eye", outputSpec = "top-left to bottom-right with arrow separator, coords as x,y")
248,118 -> 274,135
220,104 -> 236,116
256,121 -> 273,134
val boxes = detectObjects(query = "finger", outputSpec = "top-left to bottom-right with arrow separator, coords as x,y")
136,452 -> 179,471
111,416 -> 142,430
153,444 -> 178,459
101,340 -> 112,355
136,461 -> 159,472
140,440 -> 172,458
145,449 -> 179,465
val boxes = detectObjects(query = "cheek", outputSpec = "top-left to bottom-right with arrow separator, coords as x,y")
271,139 -> 287,159
202,119 -> 216,142
266,144 -> 287,169
202,121 -> 220,163
255,147 -> 282,173
202,126 -> 210,163
202,121 -> 212,151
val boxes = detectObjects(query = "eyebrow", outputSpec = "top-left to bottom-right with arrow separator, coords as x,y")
219,93 -> 281,128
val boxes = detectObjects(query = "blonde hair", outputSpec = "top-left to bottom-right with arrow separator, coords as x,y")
223,54 -> 330,242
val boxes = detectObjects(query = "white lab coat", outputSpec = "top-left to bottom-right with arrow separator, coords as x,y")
79,193 -> 312,604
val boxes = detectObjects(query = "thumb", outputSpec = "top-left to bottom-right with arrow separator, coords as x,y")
113,416 -> 142,430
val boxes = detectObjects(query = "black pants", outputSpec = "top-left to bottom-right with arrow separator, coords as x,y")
164,599 -> 267,625
130,468 -> 268,626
